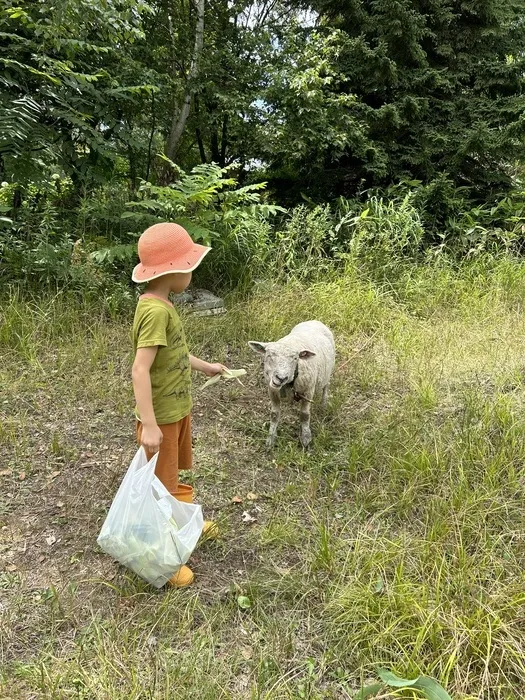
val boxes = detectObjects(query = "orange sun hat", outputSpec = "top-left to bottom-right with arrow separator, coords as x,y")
132,222 -> 211,283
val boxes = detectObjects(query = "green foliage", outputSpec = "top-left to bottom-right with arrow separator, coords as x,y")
92,162 -> 285,274
354,669 -> 452,699
388,176 -> 525,256
201,204 -> 340,289
271,205 -> 339,280
266,0 -> 525,202
0,174 -> 134,293
264,27 -> 367,194
0,0 -> 153,184
176,0 -> 276,169
129,162 -> 284,243
3,0 -> 525,284
338,193 -> 424,267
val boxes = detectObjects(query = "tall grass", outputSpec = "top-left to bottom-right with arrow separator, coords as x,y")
3,254 -> 525,698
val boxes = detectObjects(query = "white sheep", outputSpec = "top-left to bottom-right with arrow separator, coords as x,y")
249,321 -> 335,449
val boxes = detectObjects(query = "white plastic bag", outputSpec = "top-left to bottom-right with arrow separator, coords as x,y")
97,447 -> 203,588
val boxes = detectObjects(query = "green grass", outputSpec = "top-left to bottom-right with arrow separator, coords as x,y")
2,254 -> 525,698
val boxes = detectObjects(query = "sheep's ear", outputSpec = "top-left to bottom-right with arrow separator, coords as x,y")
248,341 -> 268,355
299,350 -> 316,359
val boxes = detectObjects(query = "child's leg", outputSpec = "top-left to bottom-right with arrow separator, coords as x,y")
177,414 -> 193,470
136,420 -> 193,500
177,416 -> 218,538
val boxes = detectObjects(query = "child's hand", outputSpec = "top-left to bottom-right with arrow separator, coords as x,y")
204,362 -> 227,377
141,424 -> 163,453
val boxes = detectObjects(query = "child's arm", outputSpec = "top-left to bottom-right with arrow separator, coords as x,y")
190,355 -> 227,377
132,347 -> 164,452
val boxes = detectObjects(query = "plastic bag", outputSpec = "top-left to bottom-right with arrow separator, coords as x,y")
97,447 -> 203,588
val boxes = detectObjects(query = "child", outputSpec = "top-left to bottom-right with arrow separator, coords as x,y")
131,222 -> 226,587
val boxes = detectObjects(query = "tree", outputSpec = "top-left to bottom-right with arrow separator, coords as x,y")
165,0 -> 206,161
150,0 -> 282,172
0,0 -> 153,188
262,0 -> 525,201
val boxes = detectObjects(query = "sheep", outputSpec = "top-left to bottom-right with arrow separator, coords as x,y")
248,321 -> 335,449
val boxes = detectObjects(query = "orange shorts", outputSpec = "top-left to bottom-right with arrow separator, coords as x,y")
136,415 -> 193,501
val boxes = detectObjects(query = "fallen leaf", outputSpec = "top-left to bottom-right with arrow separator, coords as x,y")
246,492 -> 258,501
56,501 -> 65,508
19,471 -> 26,481
48,471 -> 61,480
374,578 -> 384,594
237,595 -> 252,610
373,668 -> 453,700
5,564 -> 17,572
45,535 -> 57,546
241,647 -> 253,660
38,555 -> 45,563
232,495 -> 243,504
242,511 -> 256,524
0,469 -> 12,476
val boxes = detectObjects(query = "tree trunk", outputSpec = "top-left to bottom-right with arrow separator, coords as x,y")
194,96 -> 207,163
210,127 -> 220,163
165,0 -> 205,161
196,127 -> 207,163
11,187 -> 22,222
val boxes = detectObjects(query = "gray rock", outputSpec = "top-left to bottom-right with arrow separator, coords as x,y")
173,288 -> 225,314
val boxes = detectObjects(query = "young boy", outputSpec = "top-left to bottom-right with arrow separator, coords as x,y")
131,222 -> 225,587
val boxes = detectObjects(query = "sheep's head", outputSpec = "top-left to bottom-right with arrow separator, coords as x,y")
248,341 -> 315,389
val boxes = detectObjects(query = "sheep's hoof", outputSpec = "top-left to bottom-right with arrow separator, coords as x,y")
266,435 -> 277,450
300,431 -> 312,450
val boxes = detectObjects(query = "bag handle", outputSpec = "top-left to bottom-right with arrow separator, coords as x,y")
140,446 -> 159,469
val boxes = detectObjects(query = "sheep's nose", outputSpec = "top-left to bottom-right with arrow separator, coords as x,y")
275,374 -> 287,385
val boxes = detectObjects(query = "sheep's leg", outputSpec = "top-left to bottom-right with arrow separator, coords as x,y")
299,397 -> 313,449
267,389 -> 281,449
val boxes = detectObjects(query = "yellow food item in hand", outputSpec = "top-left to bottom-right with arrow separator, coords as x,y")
201,368 -> 247,390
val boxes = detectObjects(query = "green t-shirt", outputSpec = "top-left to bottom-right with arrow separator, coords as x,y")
132,297 -> 192,424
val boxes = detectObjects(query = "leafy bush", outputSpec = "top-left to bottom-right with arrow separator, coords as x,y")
271,205 -> 340,280
126,161 -> 284,244
336,193 -> 424,270
4,161 -> 525,297
91,162 -> 286,287
202,204 -> 344,289
343,177 -> 525,260
0,176 -> 133,292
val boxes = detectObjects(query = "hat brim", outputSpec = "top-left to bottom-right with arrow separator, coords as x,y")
132,244 -> 211,283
